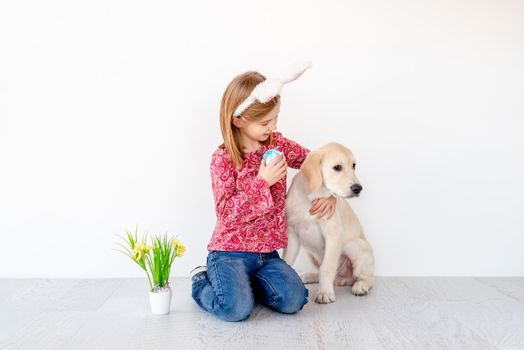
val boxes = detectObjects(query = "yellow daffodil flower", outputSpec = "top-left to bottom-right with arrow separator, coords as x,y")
172,239 -> 186,258
133,246 -> 142,261
133,242 -> 151,261
176,244 -> 186,257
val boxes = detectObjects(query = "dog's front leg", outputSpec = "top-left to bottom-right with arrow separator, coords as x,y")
282,229 -> 300,266
316,228 -> 342,304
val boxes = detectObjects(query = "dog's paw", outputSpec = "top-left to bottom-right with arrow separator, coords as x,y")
315,290 -> 336,304
351,280 -> 371,296
299,272 -> 319,284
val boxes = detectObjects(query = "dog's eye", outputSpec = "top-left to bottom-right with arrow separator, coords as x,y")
333,165 -> 342,172
353,163 -> 356,170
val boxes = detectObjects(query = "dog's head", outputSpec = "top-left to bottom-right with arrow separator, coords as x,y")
300,143 -> 362,198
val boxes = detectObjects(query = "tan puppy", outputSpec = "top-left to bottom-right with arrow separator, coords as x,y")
283,143 -> 374,304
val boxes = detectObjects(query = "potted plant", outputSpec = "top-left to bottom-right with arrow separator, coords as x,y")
116,226 -> 186,315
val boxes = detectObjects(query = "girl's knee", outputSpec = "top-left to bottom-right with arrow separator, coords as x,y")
217,298 -> 254,322
274,285 -> 309,314
214,288 -> 254,321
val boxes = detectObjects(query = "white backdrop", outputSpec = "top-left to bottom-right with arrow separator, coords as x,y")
1,0 -> 523,278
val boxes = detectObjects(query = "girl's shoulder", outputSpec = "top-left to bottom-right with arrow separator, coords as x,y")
211,146 -> 234,170
212,146 -> 230,162
213,145 -> 227,156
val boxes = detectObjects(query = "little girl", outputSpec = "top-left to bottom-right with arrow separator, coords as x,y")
191,65 -> 336,322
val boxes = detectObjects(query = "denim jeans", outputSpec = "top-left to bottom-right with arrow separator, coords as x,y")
191,250 -> 309,322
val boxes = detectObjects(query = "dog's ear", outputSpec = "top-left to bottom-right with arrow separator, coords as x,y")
300,151 -> 323,193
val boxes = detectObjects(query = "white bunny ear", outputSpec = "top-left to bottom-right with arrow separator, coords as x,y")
233,61 -> 311,117
252,80 -> 282,103
279,61 -> 312,84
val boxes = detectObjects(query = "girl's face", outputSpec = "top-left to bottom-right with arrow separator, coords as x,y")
235,102 -> 280,144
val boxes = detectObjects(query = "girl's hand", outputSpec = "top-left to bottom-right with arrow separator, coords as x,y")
309,195 -> 337,220
258,155 -> 287,186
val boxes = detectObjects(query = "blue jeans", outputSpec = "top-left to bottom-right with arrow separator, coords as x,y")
191,250 -> 309,322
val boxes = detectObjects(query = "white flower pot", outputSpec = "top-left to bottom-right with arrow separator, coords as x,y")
148,287 -> 172,315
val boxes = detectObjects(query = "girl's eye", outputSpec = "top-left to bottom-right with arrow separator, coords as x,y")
262,116 -> 277,126
353,163 -> 356,170
333,165 -> 342,171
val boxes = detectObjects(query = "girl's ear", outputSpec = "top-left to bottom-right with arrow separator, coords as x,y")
300,151 -> 323,193
231,116 -> 243,128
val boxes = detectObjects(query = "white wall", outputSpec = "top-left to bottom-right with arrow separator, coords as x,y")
1,0 -> 523,278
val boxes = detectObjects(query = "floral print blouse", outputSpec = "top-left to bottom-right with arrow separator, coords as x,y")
207,132 -> 310,252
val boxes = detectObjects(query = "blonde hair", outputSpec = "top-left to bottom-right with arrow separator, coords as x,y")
219,71 -> 280,168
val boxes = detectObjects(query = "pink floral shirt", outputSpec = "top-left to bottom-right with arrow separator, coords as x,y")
207,132 -> 310,253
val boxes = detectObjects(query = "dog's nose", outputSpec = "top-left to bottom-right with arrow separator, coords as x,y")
351,184 -> 363,194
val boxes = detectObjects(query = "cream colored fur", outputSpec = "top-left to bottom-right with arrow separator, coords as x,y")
283,143 -> 375,304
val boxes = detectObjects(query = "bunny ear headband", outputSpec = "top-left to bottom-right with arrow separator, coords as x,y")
233,61 -> 312,117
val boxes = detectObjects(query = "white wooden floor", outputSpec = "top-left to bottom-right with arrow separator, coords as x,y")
0,277 -> 523,349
